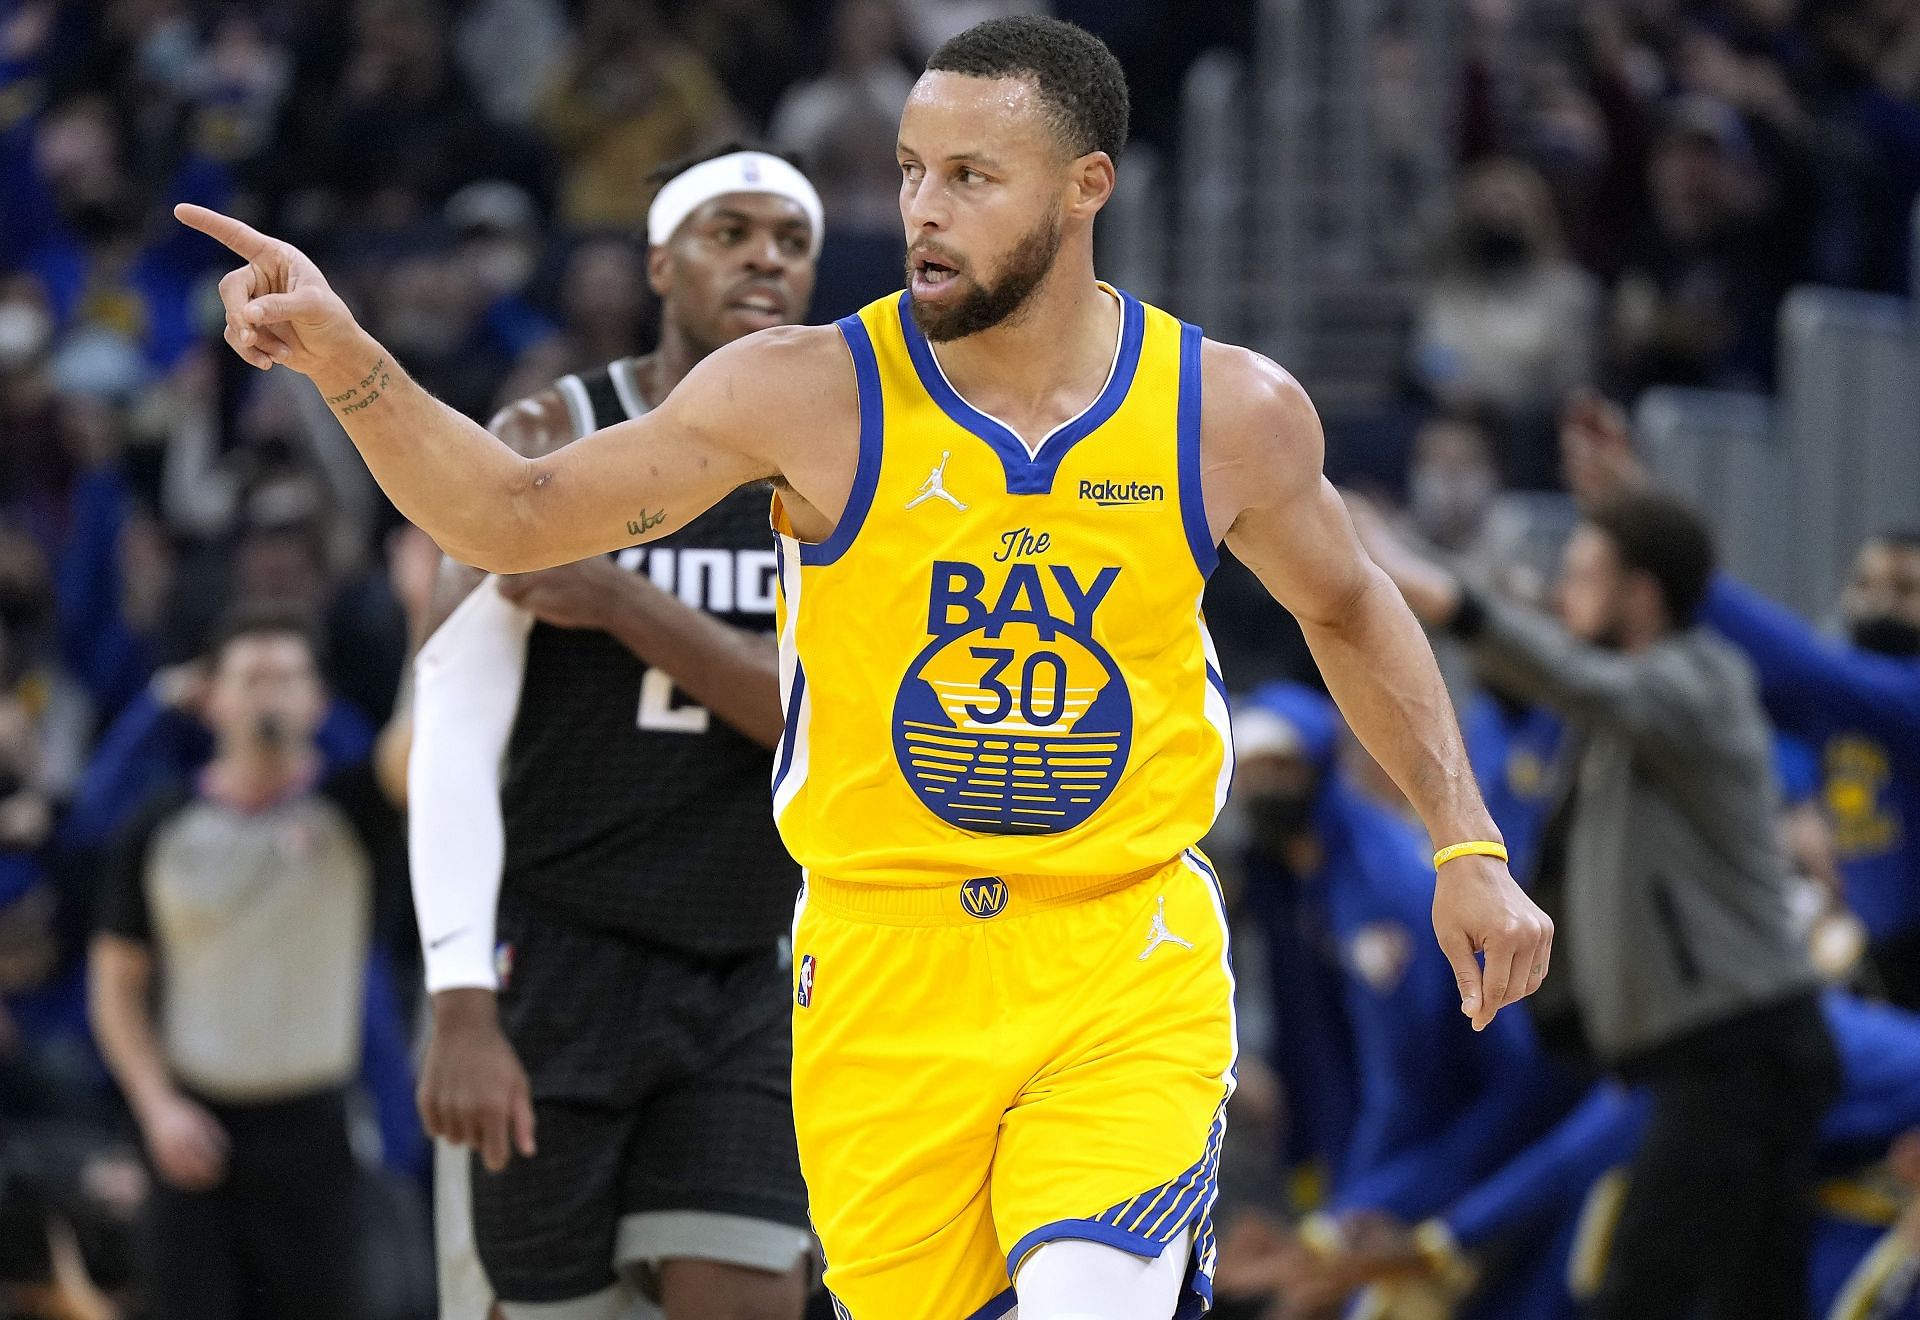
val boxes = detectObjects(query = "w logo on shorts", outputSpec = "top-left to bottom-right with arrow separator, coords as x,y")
797,954 -> 816,1008
959,876 -> 1008,919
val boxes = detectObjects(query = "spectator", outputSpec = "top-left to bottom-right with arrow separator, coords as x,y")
1566,398 -> 1920,1009
1399,411 -> 1540,591
1412,158 -> 1600,485
771,0 -> 917,232
537,0 -> 738,229
1609,96 -> 1796,392
444,181 -> 559,385
1461,690 -> 1563,885
86,606 -> 403,1320
496,236 -> 651,404
1270,992 -> 1920,1320
1231,684 -> 1574,1230
20,94 -> 229,374
449,0 -> 569,128
299,0 -> 542,234
0,276 -> 68,549
1355,490 -> 1839,1320
677,0 -> 808,131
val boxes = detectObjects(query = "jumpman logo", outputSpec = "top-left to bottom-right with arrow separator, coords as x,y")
906,450 -> 968,511
1138,895 -> 1194,961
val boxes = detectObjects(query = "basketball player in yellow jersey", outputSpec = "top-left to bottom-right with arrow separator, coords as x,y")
181,17 -> 1552,1317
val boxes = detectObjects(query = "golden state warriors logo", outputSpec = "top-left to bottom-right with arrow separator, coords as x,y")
892,559 -> 1132,834
959,876 -> 1008,919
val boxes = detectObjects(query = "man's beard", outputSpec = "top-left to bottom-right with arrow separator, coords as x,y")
908,208 -> 1063,343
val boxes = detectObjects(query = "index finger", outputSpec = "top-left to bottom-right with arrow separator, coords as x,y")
174,203 -> 274,260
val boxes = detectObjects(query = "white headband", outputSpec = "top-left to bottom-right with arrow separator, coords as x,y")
646,151 -> 825,257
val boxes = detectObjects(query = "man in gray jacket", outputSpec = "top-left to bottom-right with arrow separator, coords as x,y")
1355,489 -> 1839,1320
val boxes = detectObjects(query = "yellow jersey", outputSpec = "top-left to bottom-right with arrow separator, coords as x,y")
770,285 -> 1233,886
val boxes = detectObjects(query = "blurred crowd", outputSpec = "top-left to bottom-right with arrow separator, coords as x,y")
1407,0 -> 1920,486
2,0 -> 1919,1318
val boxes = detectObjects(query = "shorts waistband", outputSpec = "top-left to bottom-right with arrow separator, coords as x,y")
802,863 -> 1171,925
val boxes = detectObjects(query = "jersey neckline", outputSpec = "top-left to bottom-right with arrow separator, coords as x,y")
895,283 -> 1147,496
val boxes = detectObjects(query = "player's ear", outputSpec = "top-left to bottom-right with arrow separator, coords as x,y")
646,244 -> 673,299
1067,151 -> 1115,220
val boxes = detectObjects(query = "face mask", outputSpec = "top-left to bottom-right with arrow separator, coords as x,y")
1246,790 -> 1316,858
1850,614 -> 1920,658
1469,224 -> 1532,271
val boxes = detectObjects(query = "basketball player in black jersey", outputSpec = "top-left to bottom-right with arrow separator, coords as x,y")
407,147 -> 822,1320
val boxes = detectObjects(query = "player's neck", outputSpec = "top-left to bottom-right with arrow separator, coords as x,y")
931,260 -> 1116,408
630,323 -> 709,406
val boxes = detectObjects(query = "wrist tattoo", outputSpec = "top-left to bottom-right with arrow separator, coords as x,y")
325,357 -> 392,415
626,509 -> 667,537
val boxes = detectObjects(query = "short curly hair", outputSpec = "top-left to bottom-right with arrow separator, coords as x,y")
926,16 -> 1129,161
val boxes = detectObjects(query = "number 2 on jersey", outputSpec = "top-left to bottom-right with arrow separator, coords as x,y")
637,666 -> 710,734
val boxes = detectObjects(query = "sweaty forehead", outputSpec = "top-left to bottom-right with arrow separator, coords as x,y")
902,71 -> 1064,159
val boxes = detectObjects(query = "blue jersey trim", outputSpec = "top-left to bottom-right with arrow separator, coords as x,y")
1008,1103 -> 1225,1293
963,1288 -> 1016,1319
772,661 -> 806,794
800,316 -> 885,567
1205,661 -> 1229,709
896,289 -> 1147,495
1009,1219 -> 1176,1274
1176,320 -> 1217,578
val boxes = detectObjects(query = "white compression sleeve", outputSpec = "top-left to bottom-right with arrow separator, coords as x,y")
408,576 -> 534,992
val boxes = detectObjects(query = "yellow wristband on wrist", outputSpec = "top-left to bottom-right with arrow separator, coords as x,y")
1433,840 -> 1509,870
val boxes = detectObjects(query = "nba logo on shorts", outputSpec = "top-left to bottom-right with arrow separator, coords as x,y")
797,954 -> 816,1008
959,876 -> 1008,919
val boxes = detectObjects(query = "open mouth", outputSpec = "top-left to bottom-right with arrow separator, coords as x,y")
728,289 -> 786,317
914,255 -> 959,286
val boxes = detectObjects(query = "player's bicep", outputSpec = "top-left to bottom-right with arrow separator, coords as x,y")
1230,475 -> 1377,628
528,411 -> 766,555
515,339 -> 793,568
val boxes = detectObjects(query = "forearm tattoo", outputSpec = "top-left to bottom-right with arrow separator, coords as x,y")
626,509 -> 667,537
325,357 -> 391,415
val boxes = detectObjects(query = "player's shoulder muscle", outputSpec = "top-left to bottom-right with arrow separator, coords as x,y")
1197,339 -> 1326,529
655,323 -> 858,469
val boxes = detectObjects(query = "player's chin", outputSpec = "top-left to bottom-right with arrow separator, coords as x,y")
722,304 -> 789,335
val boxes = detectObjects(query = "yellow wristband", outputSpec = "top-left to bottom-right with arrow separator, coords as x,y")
1433,840 -> 1509,870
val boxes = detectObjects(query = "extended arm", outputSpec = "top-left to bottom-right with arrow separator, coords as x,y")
1210,347 -> 1551,1026
1703,574 -> 1920,744
177,205 -> 844,571
1349,500 -> 1720,753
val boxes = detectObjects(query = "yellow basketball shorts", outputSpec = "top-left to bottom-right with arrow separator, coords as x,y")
790,848 -> 1238,1320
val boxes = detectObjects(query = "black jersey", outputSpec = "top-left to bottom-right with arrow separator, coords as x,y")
498,361 -> 798,954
